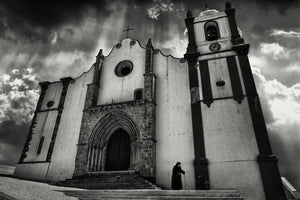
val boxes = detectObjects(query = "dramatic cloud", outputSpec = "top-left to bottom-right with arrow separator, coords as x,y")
253,68 -> 300,125
260,43 -> 286,60
250,41 -> 300,86
252,67 -> 300,189
271,29 -> 300,39
0,68 -> 39,124
147,0 -> 175,20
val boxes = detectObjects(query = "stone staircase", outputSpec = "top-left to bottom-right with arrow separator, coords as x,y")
56,171 -> 157,190
62,190 -> 244,200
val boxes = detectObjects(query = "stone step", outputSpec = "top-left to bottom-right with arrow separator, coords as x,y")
62,180 -> 149,184
65,196 -> 243,200
67,180 -> 149,184
61,185 -> 157,190
62,190 -> 243,200
75,171 -> 137,178
63,190 -> 240,196
56,171 -> 157,190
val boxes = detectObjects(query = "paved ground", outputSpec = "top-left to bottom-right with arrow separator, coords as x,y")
0,176 -> 82,200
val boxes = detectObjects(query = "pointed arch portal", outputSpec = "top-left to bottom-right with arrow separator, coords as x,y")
87,110 -> 140,172
105,129 -> 130,171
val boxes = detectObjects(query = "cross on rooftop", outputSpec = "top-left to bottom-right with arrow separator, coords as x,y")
123,25 -> 134,38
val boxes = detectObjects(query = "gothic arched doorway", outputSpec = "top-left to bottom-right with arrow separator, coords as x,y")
105,129 -> 130,171
85,110 -> 141,173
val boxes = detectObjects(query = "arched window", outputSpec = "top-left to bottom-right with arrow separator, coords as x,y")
37,136 -> 44,155
134,89 -> 143,100
204,21 -> 220,41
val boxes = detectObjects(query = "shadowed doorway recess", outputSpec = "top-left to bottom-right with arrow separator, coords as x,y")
105,129 -> 131,171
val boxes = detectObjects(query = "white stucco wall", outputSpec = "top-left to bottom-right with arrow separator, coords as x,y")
22,81 -> 63,163
154,52 -> 195,189
23,111 -> 58,162
46,67 -> 94,181
40,82 -> 62,110
14,162 -> 50,181
209,160 -> 265,200
201,99 -> 260,161
197,52 -> 266,199
97,39 -> 145,105
15,66 -> 94,181
207,57 -> 233,98
201,99 -> 265,200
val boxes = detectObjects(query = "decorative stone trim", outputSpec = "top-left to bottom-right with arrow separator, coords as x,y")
184,11 -> 210,188
130,40 -> 136,46
38,108 -> 59,113
87,110 -> 139,172
185,11 -> 198,55
84,50 -> 103,109
144,39 -> 156,104
224,7 -> 244,45
87,99 -> 145,112
233,44 -> 250,56
199,60 -> 213,107
143,38 -> 156,178
226,56 -> 244,103
186,57 -> 210,189
153,49 -> 159,54
180,58 -> 186,63
116,43 -> 122,49
199,95 -> 247,102
145,38 -> 153,74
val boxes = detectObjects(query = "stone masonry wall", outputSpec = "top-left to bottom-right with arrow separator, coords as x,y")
74,99 -> 156,179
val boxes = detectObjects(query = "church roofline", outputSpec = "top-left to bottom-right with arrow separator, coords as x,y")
38,36 -> 186,85
70,63 -> 95,80
38,63 -> 95,85
102,37 -> 146,59
104,37 -> 184,60
153,48 -> 184,60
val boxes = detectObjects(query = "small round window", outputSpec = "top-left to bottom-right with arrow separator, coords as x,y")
115,60 -> 133,77
47,100 -> 54,108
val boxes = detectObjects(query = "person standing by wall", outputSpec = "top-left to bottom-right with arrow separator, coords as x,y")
171,162 -> 185,190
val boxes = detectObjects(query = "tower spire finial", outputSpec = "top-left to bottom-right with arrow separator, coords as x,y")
96,49 -> 103,58
96,49 -> 104,64
146,38 -> 152,47
187,10 -> 192,18
225,1 -> 232,10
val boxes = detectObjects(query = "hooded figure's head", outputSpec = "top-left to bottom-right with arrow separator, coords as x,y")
176,162 -> 181,167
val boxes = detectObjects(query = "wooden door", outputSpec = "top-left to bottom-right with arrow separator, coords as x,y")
105,129 -> 130,171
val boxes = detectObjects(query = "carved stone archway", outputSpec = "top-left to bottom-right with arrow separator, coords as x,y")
87,110 -> 140,172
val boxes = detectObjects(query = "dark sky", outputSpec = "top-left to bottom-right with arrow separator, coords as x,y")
0,0 -> 300,189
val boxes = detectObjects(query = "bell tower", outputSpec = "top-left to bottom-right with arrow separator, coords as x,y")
184,2 -> 286,200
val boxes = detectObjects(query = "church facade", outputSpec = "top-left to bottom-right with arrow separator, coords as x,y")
14,3 -> 286,200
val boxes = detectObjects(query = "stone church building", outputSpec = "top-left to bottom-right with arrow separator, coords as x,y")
14,3 -> 287,200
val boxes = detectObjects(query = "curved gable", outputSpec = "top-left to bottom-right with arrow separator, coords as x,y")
97,38 -> 146,105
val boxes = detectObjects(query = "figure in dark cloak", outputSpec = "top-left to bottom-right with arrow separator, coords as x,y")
171,162 -> 185,190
